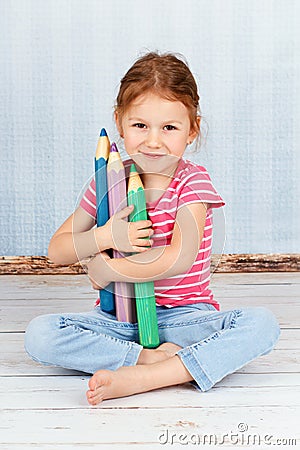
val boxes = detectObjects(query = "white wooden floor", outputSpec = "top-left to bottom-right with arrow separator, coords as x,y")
0,272 -> 299,449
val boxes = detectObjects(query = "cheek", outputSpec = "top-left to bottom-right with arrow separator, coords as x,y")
123,137 -> 137,155
171,137 -> 188,156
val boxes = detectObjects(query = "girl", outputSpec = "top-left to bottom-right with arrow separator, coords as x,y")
25,52 -> 280,406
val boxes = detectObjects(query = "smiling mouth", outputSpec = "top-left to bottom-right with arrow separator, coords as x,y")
141,152 -> 165,159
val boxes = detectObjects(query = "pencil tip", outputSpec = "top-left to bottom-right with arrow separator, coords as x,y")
110,142 -> 118,152
130,164 -> 137,173
100,128 -> 107,137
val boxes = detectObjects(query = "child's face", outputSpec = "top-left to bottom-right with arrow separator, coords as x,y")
115,92 -> 199,175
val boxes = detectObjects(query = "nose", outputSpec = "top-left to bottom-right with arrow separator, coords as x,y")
145,129 -> 162,149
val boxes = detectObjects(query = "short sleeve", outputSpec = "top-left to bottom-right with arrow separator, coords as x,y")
177,164 -> 225,210
79,178 -> 97,220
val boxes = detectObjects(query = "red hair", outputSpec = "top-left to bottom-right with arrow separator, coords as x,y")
115,51 -> 201,139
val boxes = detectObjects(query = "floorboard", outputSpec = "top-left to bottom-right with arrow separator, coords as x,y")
0,272 -> 299,448
1,407 -> 299,446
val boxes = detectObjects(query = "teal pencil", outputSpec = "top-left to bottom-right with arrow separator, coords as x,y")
94,128 -> 115,314
107,143 -> 136,323
127,164 -> 160,348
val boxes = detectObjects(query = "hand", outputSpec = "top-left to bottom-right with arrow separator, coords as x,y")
101,205 -> 154,253
85,252 -> 112,290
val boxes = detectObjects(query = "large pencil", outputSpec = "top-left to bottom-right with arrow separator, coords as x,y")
107,143 -> 136,323
127,164 -> 160,348
95,128 -> 115,314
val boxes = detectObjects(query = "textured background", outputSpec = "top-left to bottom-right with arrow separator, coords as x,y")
0,0 -> 299,255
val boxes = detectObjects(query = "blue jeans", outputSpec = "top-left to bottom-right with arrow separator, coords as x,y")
24,303 -> 280,391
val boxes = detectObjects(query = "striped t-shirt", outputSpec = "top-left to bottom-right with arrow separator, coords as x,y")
80,158 -> 225,310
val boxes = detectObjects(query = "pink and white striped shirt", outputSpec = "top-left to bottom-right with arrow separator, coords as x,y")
80,158 -> 225,310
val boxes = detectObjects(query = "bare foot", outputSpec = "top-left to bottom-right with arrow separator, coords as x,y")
137,342 -> 182,365
86,365 -> 152,405
86,354 -> 193,406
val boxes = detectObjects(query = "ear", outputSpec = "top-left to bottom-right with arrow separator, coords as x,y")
187,116 -> 201,145
188,116 -> 201,142
114,110 -> 124,138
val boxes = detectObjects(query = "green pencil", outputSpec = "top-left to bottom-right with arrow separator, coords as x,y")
127,164 -> 160,348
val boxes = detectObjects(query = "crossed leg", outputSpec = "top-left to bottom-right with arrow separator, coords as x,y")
86,343 -> 193,405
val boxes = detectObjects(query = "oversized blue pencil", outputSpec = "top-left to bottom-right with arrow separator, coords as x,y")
95,128 -> 115,314
107,143 -> 136,323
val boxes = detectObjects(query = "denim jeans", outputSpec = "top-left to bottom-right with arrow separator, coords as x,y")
24,303 -> 280,392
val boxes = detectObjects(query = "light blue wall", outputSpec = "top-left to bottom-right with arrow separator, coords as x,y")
0,0 -> 299,255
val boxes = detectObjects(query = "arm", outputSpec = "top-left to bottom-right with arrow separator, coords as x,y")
48,206 -> 110,265
87,202 -> 207,285
48,205 -> 154,266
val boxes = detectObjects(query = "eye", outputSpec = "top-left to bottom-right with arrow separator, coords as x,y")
133,123 -> 147,129
164,125 -> 177,131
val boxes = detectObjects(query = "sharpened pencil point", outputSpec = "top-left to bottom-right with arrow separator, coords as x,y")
110,143 -> 118,152
100,128 -> 107,137
130,164 -> 137,173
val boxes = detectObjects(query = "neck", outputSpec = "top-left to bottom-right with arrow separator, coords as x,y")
140,163 -> 179,204
141,172 -> 169,188
140,159 -> 181,189
140,173 -> 171,203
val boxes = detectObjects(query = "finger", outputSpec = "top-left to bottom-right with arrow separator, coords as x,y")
130,220 -> 152,230
133,220 -> 153,230
136,228 -> 154,238
134,239 -> 153,248
132,245 -> 151,253
115,205 -> 134,220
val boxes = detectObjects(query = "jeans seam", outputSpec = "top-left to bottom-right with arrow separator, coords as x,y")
123,343 -> 143,367
229,309 -> 243,329
24,346 -> 55,367
158,314 -> 227,329
177,322 -> 237,391
177,347 -> 213,391
63,318 -> 136,346
61,315 -> 138,330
